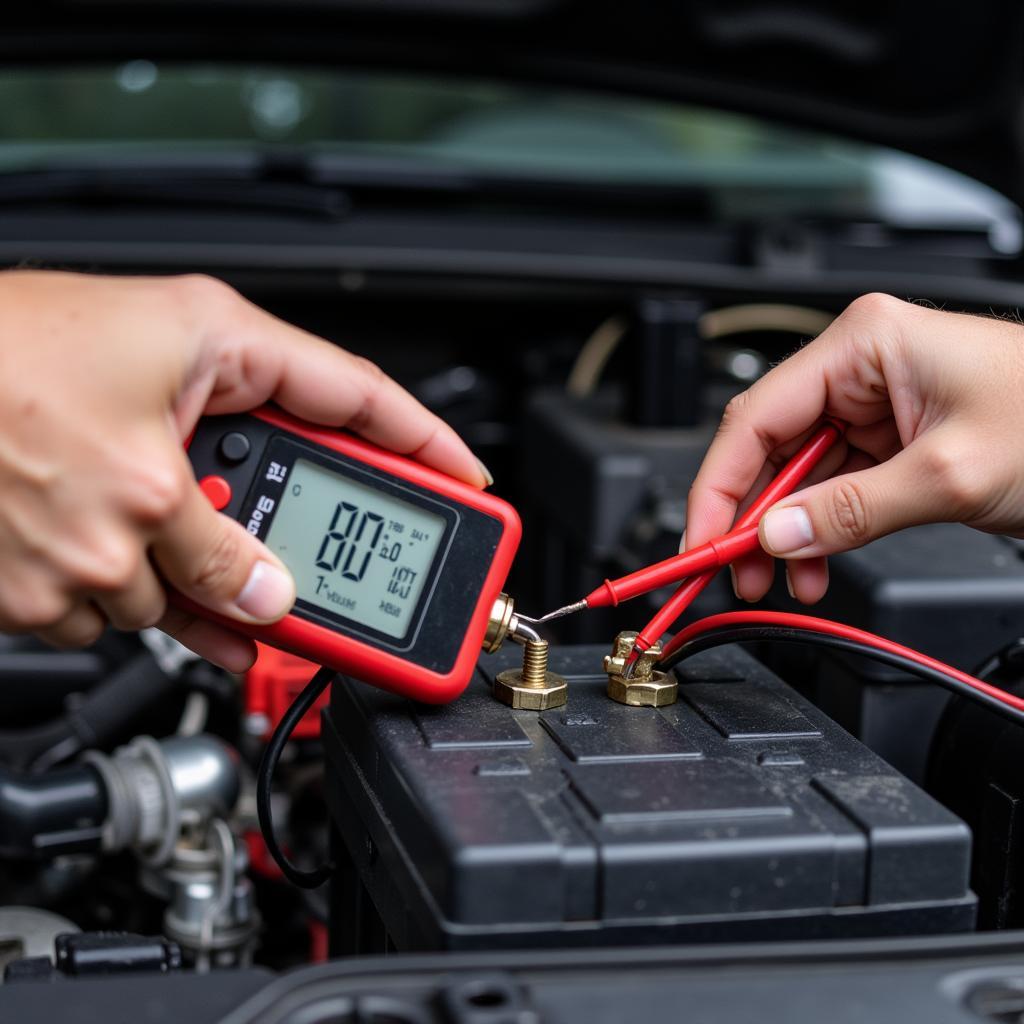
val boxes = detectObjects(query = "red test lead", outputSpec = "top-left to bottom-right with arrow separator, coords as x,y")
534,523 -> 762,624
629,417 -> 848,658
585,523 -> 761,608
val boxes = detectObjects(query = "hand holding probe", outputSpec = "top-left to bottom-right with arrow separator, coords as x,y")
524,417 -> 847,632
634,416 -> 847,659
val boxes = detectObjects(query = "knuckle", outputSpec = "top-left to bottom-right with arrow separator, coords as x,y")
127,459 -> 189,524
5,589 -> 69,631
923,442 -> 985,512
48,616 -> 105,650
842,292 -> 908,324
110,595 -> 167,632
78,536 -> 140,591
346,357 -> 387,433
174,272 -> 238,310
352,353 -> 385,381
827,479 -> 872,545
192,528 -> 242,597
720,390 -> 753,432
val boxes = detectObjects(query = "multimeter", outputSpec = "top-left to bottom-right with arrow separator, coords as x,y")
185,406 -> 521,703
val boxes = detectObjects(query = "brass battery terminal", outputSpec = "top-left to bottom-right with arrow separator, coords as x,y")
482,594 -> 568,710
604,631 -> 678,707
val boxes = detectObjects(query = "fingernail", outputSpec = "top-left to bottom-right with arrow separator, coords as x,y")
762,507 -> 814,556
785,567 -> 796,600
729,565 -> 741,600
678,530 -> 687,554
236,561 -> 295,621
475,457 -> 494,488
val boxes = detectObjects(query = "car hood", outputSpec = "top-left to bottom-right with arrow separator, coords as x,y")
9,1 -> 1024,202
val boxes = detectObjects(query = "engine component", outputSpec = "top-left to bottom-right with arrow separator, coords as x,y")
143,819 -> 259,970
323,643 -> 975,954
493,637 -> 567,710
0,762 -> 108,859
86,735 -> 239,865
0,907 -> 78,975
0,735 -> 239,864
627,295 -> 704,428
604,631 -> 676,706
928,640 -> 1024,929
0,646 -> 185,772
5,931 -> 181,982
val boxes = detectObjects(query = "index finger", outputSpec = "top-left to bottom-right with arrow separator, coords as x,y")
686,348 -> 830,548
176,278 -> 488,488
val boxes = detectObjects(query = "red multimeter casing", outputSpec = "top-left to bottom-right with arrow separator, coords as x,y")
184,405 -> 520,703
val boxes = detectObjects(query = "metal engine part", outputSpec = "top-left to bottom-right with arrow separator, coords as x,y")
143,819 -> 259,971
85,735 -> 240,865
0,908 -> 78,979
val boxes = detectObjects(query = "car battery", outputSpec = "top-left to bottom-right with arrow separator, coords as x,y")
767,524 -> 1024,784
322,642 -> 975,953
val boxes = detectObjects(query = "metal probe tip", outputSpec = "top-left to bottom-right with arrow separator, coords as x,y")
520,599 -> 589,625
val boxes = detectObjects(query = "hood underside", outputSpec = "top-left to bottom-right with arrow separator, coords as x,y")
8,1 -> 1024,202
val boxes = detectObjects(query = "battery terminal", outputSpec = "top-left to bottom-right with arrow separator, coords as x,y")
484,595 -> 568,710
604,631 -> 677,707
494,637 -> 568,710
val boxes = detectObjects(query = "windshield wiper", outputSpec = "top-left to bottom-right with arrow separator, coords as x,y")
0,149 -> 715,221
0,166 -> 351,219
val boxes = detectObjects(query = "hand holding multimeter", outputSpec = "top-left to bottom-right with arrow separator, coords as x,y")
186,406 -> 521,702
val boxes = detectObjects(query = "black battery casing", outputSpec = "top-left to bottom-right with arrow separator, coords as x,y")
323,643 -> 975,953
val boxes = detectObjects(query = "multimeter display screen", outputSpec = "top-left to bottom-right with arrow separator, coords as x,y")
264,458 -> 446,639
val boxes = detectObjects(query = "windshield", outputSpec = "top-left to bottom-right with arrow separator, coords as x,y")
0,63 -> 1017,247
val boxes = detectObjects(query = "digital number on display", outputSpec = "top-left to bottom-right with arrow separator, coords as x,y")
264,459 -> 446,639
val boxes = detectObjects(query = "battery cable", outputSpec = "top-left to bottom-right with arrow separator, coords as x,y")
659,610 -> 1024,725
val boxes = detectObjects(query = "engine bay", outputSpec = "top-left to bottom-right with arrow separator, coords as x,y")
3,34 -> 1024,1019
2,273 -> 1024,983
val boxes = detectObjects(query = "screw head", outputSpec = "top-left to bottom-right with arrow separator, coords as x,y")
494,669 -> 568,710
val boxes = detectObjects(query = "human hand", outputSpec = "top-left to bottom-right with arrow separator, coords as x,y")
684,293 -> 1024,604
0,271 -> 489,670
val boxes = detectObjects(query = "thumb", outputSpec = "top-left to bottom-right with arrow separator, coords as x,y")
758,445 -> 946,558
153,476 -> 296,624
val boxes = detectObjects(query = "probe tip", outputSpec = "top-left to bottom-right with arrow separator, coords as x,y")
535,599 -> 589,624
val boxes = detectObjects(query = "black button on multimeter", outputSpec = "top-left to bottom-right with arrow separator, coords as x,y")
218,431 -> 252,465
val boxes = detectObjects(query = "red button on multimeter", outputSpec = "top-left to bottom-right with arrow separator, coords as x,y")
184,405 -> 521,703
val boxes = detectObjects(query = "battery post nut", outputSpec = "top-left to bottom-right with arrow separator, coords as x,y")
604,631 -> 678,707
494,638 -> 568,710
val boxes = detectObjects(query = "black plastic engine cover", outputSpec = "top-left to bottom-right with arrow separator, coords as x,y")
323,644 -> 975,952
